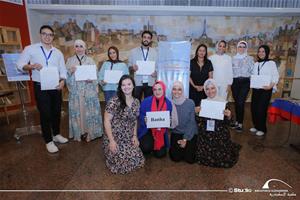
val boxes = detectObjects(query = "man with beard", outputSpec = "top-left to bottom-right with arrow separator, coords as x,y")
128,30 -> 157,100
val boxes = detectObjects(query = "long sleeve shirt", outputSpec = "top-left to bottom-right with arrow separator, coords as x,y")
252,60 -> 279,90
209,54 -> 233,86
17,42 -> 67,82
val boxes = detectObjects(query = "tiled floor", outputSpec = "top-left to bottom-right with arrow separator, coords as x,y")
0,103 -> 299,200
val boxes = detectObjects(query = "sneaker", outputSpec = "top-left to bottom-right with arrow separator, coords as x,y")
46,141 -> 59,153
235,124 -> 243,133
256,131 -> 265,136
249,128 -> 257,133
53,134 -> 69,144
230,121 -> 238,129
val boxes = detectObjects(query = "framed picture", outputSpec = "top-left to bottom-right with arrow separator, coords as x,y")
1,0 -> 23,5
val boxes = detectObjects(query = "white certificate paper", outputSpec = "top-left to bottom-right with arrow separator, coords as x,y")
250,75 -> 271,89
136,60 -> 155,75
199,99 -> 227,120
40,67 -> 59,90
104,70 -> 123,84
75,65 -> 97,81
146,111 -> 170,128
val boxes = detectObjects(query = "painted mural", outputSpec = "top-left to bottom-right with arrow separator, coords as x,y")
38,15 -> 300,100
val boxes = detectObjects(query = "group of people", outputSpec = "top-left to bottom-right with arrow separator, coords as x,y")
17,25 -> 279,174
190,40 -> 279,137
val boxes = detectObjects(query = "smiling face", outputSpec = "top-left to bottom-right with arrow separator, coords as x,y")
141,33 -> 152,47
205,84 -> 217,99
40,28 -> 54,45
121,78 -> 134,96
153,84 -> 164,98
172,85 -> 183,99
237,43 -> 246,54
108,48 -> 118,61
217,41 -> 226,55
75,44 -> 85,56
258,47 -> 266,60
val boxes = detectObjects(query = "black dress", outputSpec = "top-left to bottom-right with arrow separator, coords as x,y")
189,58 -> 214,106
195,114 -> 241,168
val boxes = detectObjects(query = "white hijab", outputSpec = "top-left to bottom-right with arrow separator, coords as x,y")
74,39 -> 87,50
233,40 -> 248,59
203,78 -> 223,101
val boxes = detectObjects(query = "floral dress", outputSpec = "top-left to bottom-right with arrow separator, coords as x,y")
103,96 -> 145,174
195,115 -> 241,168
66,55 -> 103,141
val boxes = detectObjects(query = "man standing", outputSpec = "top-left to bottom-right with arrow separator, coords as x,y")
128,30 -> 157,100
17,25 -> 68,153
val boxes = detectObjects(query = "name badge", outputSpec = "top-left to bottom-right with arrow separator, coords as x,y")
206,120 -> 215,131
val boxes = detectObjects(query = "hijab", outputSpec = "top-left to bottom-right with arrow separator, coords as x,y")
215,40 -> 227,55
74,39 -> 87,50
257,45 -> 270,63
151,81 -> 168,150
234,40 -> 248,59
203,78 -> 224,101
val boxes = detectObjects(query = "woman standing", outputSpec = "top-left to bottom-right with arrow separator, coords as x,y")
66,39 -> 103,142
250,45 -> 279,137
195,79 -> 241,168
231,41 -> 254,132
103,75 -> 144,174
189,44 -> 214,106
169,81 -> 198,164
98,46 -> 129,103
209,40 -> 233,100
138,81 -> 172,158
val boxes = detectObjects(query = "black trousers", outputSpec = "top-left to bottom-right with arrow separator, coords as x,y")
135,83 -> 153,101
139,130 -> 167,158
169,133 -> 197,164
251,88 -> 272,133
231,77 -> 250,124
34,82 -> 62,143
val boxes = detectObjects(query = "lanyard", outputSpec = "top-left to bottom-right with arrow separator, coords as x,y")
156,98 -> 166,111
76,54 -> 84,66
110,62 -> 114,70
40,46 -> 53,66
258,61 -> 266,75
141,46 -> 149,61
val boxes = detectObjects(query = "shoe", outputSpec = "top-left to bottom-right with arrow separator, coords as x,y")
46,141 -> 59,153
53,134 -> 69,144
235,124 -> 243,133
249,128 -> 257,133
256,131 -> 265,136
230,121 -> 238,129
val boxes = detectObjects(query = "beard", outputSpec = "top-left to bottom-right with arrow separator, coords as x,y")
142,40 -> 151,47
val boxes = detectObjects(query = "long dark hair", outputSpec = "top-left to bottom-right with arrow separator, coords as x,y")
257,44 -> 270,62
107,46 -> 121,63
117,75 -> 136,110
193,44 -> 208,62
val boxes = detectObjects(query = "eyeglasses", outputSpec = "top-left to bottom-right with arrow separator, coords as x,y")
41,32 -> 54,37
75,45 -> 84,48
238,46 -> 246,48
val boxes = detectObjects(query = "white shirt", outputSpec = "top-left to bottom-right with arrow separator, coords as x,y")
17,42 -> 67,82
252,60 -> 279,90
209,54 -> 233,86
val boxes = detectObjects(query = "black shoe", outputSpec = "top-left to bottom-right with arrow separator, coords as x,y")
230,121 -> 238,129
235,126 -> 243,133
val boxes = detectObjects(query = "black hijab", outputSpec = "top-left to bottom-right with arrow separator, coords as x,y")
257,45 -> 270,63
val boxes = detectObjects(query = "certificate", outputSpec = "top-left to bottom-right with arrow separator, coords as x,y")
250,75 -> 271,89
104,70 -> 123,84
199,99 -> 227,120
40,67 -> 59,90
75,65 -> 97,81
136,60 -> 155,75
146,111 -> 170,128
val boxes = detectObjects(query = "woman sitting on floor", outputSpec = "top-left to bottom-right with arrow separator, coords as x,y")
195,78 -> 241,168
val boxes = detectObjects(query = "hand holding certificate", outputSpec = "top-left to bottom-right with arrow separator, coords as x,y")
75,65 -> 97,81
146,111 -> 170,128
199,99 -> 227,120
104,70 -> 123,84
135,60 -> 155,75
40,67 -> 59,90
250,75 -> 271,89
